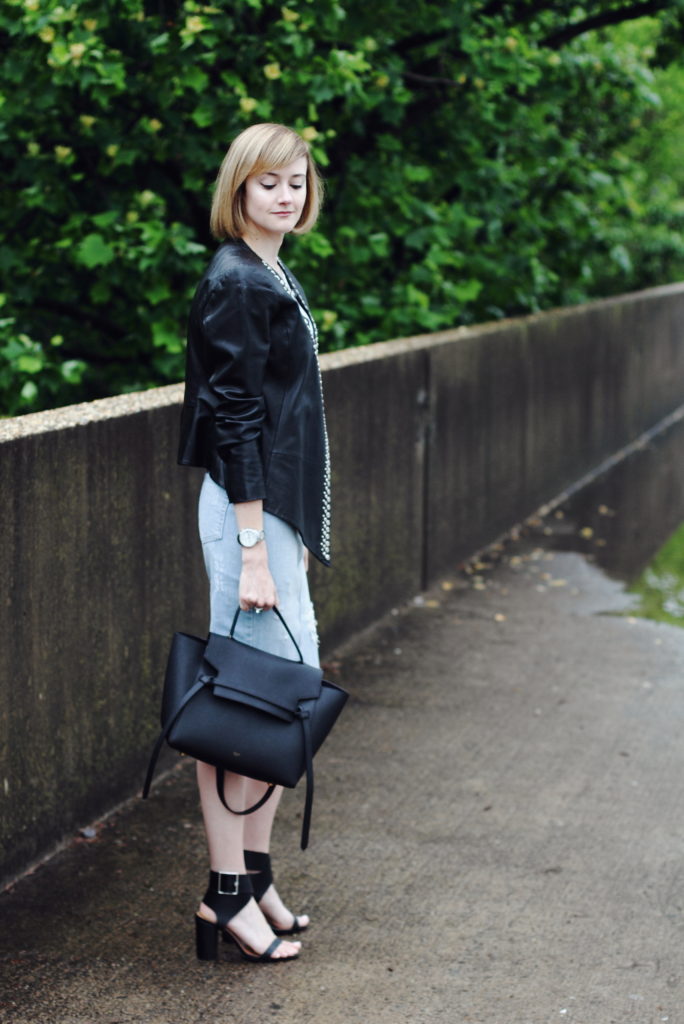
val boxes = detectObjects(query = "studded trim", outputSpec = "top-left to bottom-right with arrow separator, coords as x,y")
260,258 -> 332,562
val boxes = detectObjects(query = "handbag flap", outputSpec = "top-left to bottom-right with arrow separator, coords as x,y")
203,632 -> 323,717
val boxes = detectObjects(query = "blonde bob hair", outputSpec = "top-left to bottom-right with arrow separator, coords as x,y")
210,123 -> 323,240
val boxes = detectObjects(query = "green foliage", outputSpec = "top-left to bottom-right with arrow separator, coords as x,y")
628,519 -> 684,627
2,0 -> 684,414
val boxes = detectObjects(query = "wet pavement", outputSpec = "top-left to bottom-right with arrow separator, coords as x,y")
3,423 -> 684,1023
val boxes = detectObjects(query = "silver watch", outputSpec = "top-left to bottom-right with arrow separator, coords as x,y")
237,528 -> 265,548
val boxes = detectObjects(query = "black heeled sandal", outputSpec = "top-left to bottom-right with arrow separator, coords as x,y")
195,870 -> 300,963
244,850 -> 309,936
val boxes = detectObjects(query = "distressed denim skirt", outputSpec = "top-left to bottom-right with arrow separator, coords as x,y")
198,473 -> 319,669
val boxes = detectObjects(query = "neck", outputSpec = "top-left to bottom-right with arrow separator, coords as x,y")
240,229 -> 283,268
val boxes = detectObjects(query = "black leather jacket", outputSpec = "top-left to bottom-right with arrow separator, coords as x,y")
178,239 -> 331,565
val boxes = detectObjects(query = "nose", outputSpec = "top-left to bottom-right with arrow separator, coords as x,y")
276,183 -> 294,205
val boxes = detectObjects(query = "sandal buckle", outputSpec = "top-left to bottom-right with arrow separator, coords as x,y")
217,871 -> 239,896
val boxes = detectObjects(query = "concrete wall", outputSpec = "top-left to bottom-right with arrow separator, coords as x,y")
2,282 -> 684,884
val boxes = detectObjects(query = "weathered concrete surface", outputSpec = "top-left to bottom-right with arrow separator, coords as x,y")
425,285 -> 684,579
0,391 -> 209,884
3,527 -> 684,1024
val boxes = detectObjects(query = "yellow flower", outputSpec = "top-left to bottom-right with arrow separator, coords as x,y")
138,190 -> 156,206
54,145 -> 72,161
473,77 -> 485,90
79,114 -> 96,128
457,73 -> 467,84
83,18 -> 97,31
301,125 -> 318,142
504,36 -> 518,51
185,15 -> 204,33
125,210 -> 139,224
321,310 -> 337,330
375,73 -> 389,89
148,118 -> 163,132
69,42 -> 86,60
263,62 -> 282,80
39,26 -> 55,43
239,96 -> 258,114
27,141 -> 41,156
281,7 -> 299,21
105,143 -> 119,158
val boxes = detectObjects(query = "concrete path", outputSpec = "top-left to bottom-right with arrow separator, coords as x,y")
2,525 -> 684,1024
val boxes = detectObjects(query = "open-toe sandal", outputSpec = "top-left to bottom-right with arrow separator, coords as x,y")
244,850 -> 309,936
195,870 -> 300,963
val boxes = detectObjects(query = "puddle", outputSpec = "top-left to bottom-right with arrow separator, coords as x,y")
519,410 -> 684,627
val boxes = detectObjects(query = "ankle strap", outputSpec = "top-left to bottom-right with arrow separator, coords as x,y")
244,851 -> 271,872
208,871 -> 254,897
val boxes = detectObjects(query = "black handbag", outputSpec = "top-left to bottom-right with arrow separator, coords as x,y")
143,607 -> 348,849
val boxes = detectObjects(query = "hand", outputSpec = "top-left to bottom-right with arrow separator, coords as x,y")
239,551 -> 278,611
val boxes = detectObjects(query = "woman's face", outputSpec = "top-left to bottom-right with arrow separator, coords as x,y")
242,157 -> 308,240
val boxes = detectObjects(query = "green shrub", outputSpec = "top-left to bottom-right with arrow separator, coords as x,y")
1,0 -> 683,413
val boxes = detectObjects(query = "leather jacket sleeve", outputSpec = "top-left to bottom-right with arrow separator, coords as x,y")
198,274 -> 273,502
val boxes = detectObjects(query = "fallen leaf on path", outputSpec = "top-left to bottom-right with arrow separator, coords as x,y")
598,504 -> 615,516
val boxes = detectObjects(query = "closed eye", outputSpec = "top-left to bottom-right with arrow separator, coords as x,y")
261,183 -> 305,190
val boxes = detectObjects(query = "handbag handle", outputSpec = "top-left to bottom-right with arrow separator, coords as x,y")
229,606 -> 305,664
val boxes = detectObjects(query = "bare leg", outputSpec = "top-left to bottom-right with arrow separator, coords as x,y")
196,761 -> 301,958
243,779 -> 310,931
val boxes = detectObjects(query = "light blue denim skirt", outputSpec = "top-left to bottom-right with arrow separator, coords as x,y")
198,473 -> 319,668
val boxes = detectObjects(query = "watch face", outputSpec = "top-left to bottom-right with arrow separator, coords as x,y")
238,529 -> 261,547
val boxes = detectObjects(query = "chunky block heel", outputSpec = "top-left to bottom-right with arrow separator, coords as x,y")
195,913 -> 219,961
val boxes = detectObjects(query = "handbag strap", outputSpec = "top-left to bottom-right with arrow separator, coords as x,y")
142,674 -> 206,799
229,606 -> 305,664
214,770 -> 276,816
299,707 -> 314,851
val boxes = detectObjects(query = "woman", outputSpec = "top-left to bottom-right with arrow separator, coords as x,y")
178,123 -> 331,964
